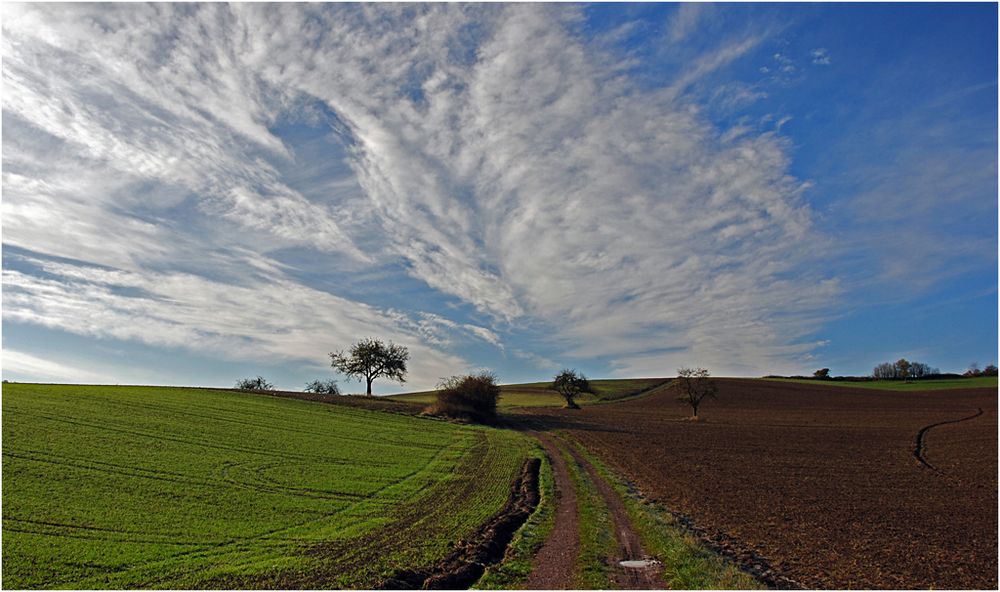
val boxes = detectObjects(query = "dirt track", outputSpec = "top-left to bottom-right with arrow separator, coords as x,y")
522,379 -> 998,589
524,432 -> 580,589
524,431 -> 661,589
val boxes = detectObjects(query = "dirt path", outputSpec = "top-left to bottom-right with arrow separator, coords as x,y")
524,429 -> 663,590
560,437 -> 664,590
523,431 -> 581,590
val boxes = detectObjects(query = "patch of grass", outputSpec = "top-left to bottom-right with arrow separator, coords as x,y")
475,444 -> 556,589
569,443 -> 762,590
2,384 -> 532,589
761,376 -> 998,391
390,378 -> 670,409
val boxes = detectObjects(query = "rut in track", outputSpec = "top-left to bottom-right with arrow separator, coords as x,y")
559,437 -> 663,590
523,431 -> 581,589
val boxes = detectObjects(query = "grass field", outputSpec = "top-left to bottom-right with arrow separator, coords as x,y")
389,378 -> 670,408
760,376 -> 998,391
2,384 -> 533,589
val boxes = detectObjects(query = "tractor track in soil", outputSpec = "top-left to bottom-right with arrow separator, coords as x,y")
559,437 -> 663,589
523,431 -> 581,590
913,407 -> 984,471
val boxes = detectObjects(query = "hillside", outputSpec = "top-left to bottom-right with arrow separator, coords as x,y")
2,384 -> 534,588
388,377 -> 671,408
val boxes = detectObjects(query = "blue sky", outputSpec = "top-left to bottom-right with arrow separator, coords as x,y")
3,3 -> 996,393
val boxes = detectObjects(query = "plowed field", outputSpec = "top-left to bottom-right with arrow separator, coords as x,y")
521,379 -> 997,589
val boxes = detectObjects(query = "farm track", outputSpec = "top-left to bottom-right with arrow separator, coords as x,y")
558,437 -> 663,589
521,379 -> 998,589
523,431 -> 581,589
522,429 -> 663,589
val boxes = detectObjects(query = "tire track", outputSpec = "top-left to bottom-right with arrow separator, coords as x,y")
913,407 -> 983,471
558,437 -> 663,590
523,431 -> 581,590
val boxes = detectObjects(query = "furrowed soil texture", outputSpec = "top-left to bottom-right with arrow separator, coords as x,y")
521,378 -> 997,589
2,384 -> 533,589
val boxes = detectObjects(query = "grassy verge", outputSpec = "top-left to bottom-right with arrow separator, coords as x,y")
760,376 -> 997,391
475,444 -> 555,589
569,442 -> 762,590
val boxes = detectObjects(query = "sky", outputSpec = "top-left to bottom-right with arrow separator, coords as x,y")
2,3 -> 997,393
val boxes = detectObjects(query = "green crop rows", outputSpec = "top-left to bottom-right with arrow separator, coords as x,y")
2,384 -> 533,589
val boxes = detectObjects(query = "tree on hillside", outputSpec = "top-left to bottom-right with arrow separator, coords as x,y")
551,369 -> 591,409
236,376 -> 274,391
330,338 -> 409,396
304,379 -> 340,395
813,368 -> 830,379
675,367 -> 717,418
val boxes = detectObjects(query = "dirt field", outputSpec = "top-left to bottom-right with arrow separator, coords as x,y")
521,379 -> 997,589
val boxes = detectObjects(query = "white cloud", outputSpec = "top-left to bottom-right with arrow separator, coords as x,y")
665,3 -> 711,45
3,350 -> 113,384
2,258 -> 471,390
3,4 -> 840,378
811,48 -> 831,65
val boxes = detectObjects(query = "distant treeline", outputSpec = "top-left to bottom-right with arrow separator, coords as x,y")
766,358 -> 997,382
763,373 -> 965,382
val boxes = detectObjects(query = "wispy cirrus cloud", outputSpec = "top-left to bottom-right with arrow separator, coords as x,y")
4,3 -> 842,383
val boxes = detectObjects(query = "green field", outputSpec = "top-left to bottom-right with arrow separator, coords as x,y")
2,384 -> 533,589
389,378 -> 670,408
760,376 -> 998,391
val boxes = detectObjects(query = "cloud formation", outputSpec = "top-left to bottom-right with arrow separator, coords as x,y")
3,4 -> 839,382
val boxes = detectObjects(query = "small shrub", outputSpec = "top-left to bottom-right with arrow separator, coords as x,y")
235,376 -> 274,391
432,371 -> 501,423
304,379 -> 341,395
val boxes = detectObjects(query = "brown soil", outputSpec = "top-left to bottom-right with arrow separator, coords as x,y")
523,431 -> 582,589
520,379 -> 998,589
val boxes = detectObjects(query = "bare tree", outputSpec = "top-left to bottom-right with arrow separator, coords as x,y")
675,367 -> 717,418
235,376 -> 274,391
873,362 -> 895,380
910,362 -> 931,379
329,338 -> 409,396
550,369 -> 591,409
304,379 -> 340,395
